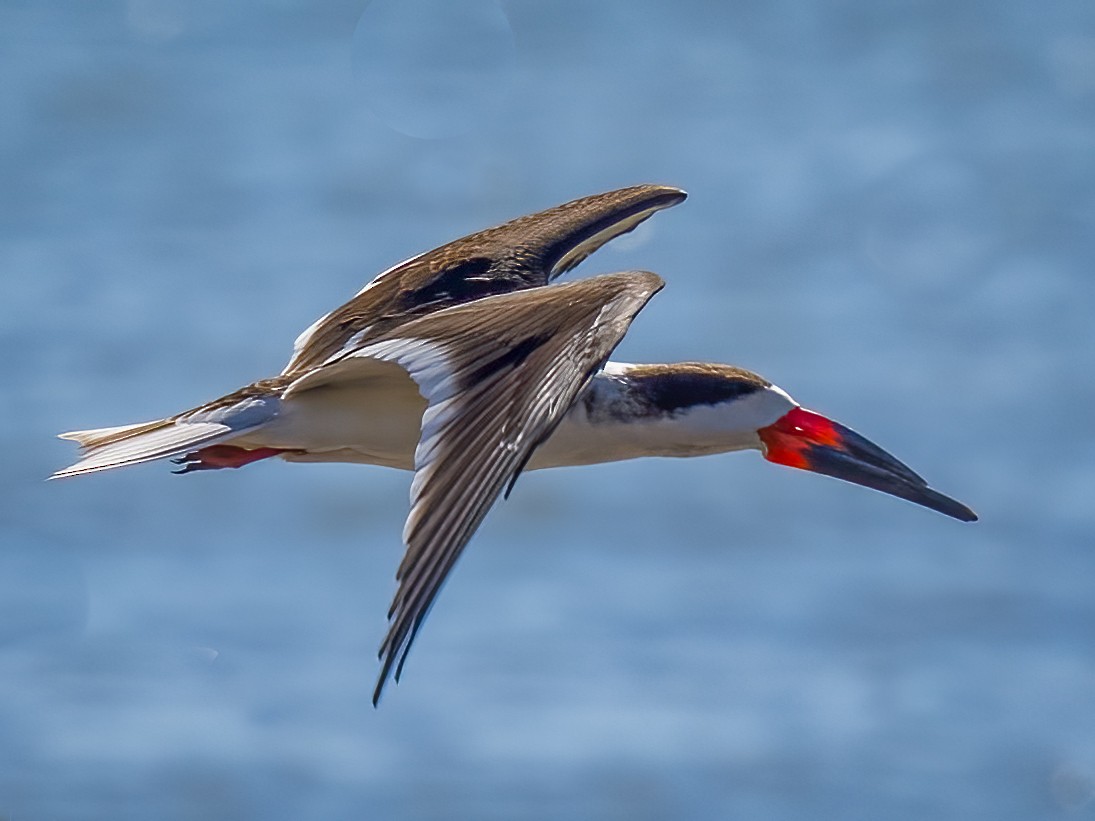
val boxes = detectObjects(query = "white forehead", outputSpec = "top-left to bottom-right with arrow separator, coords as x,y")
600,360 -> 636,377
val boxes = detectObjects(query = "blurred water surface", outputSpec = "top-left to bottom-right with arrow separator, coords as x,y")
2,1 -> 1094,819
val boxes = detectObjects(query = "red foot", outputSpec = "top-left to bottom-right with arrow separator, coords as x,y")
172,445 -> 294,473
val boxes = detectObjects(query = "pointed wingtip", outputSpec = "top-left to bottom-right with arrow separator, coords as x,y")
538,185 -> 689,279
620,183 -> 685,206
652,184 -> 687,205
630,269 -> 666,294
372,655 -> 397,707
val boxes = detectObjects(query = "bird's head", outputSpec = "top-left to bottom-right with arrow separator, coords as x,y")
619,362 -> 976,522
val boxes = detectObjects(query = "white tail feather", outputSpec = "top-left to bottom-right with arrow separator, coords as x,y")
58,420 -> 168,450
51,420 -> 236,479
52,395 -> 281,480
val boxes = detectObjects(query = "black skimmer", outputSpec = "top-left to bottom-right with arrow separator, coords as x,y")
53,184 -> 977,704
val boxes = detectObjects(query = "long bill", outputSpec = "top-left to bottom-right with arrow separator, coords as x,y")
757,407 -> 977,522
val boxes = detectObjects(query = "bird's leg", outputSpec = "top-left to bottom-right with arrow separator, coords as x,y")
171,445 -> 295,474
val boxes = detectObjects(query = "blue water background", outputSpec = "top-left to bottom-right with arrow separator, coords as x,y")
2,1 -> 1094,818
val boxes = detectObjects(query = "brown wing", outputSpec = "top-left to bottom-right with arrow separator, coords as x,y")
338,271 -> 665,703
283,185 -> 684,373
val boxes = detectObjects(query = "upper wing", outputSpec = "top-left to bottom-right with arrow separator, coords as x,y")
283,185 -> 685,374
330,271 -> 665,704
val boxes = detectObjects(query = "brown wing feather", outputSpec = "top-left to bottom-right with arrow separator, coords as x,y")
347,272 -> 665,703
284,185 -> 684,373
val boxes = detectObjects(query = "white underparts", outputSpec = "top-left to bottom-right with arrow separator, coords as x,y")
237,360 -> 797,473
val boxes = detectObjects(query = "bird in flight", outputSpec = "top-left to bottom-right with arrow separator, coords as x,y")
53,184 -> 976,704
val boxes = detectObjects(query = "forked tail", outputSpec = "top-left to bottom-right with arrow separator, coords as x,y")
53,419 -> 239,479
52,394 -> 281,479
